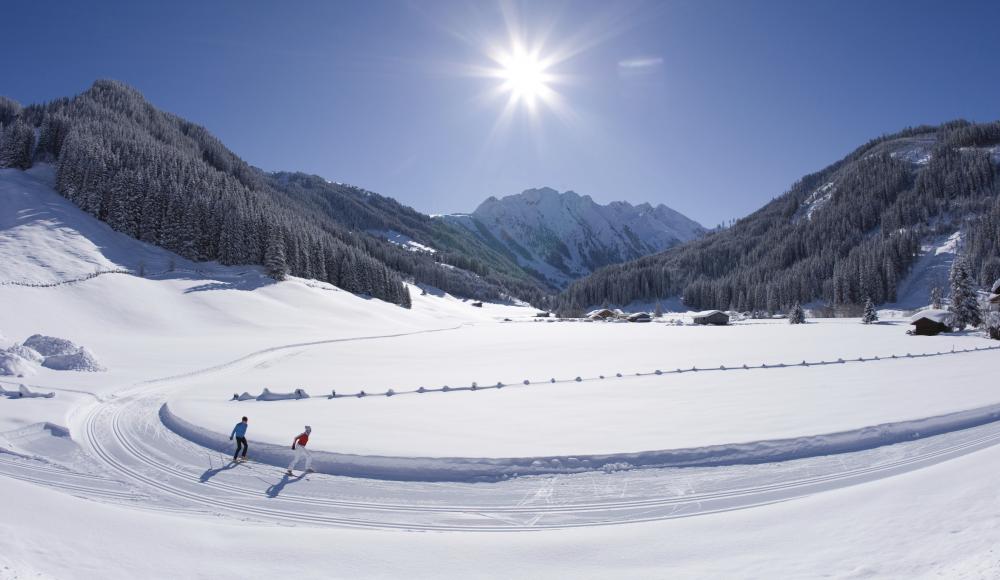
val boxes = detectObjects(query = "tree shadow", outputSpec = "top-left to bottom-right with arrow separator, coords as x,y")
182,274 -> 273,293
265,472 -> 306,498
200,460 -> 239,483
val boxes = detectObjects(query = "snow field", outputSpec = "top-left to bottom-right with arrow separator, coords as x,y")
168,319 -> 999,458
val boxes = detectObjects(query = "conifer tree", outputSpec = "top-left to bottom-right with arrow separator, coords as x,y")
789,302 -> 805,324
0,119 -> 34,169
862,297 -> 878,324
930,286 -> 943,309
264,232 -> 288,281
985,279 -> 1000,340
949,256 -> 982,330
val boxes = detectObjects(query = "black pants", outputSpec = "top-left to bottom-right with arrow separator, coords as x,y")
234,436 -> 248,459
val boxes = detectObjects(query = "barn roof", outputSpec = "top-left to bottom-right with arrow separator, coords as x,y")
909,309 -> 953,324
586,308 -> 616,318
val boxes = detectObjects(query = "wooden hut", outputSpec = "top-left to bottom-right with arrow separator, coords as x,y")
627,312 -> 652,323
692,310 -> 730,326
587,308 -> 617,321
909,309 -> 953,336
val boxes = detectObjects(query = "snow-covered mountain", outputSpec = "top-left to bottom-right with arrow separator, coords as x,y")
440,187 -> 705,287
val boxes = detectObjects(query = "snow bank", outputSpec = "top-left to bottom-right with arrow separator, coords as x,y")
41,347 -> 105,372
160,400 -> 1000,482
0,352 -> 36,377
23,334 -> 80,357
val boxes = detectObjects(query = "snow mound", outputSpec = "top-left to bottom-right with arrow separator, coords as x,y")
0,384 -> 55,398
6,344 -> 43,363
0,351 -> 36,377
41,347 -> 105,372
255,388 -> 310,401
23,334 -> 79,357
232,392 -> 256,401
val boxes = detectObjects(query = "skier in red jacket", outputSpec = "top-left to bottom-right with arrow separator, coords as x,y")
287,426 -> 313,475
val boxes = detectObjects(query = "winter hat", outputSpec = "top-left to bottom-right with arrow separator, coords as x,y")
305,425 -> 312,433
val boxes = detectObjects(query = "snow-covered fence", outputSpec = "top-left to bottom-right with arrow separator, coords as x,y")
0,265 -> 224,288
310,343 -> 1000,401
232,388 -> 310,402
0,268 -> 132,288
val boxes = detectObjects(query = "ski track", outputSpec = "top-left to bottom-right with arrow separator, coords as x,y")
3,325 -> 1000,531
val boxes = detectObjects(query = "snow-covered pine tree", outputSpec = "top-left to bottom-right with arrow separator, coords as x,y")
862,297 -> 878,324
0,119 -> 35,169
948,256 -> 982,330
0,96 -> 22,127
654,301 -> 663,318
264,231 -> 288,281
35,112 -> 70,161
984,278 -> 1000,340
789,302 -> 805,324
930,286 -> 943,309
399,284 -> 412,309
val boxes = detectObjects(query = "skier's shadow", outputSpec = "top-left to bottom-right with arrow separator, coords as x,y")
265,473 -> 306,498
200,461 -> 239,483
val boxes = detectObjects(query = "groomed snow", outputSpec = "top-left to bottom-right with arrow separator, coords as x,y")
5,430 -> 1000,579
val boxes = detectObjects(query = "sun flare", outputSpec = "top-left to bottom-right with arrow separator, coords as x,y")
497,47 -> 552,106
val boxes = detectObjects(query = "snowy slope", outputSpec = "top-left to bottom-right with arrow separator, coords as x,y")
0,166 -> 192,283
441,187 -> 704,287
889,231 -> 962,309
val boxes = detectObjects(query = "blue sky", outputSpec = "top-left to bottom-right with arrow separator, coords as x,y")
3,0 -> 999,226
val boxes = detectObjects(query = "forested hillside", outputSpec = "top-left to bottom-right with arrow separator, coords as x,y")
269,172 -> 548,303
0,80 -> 547,306
558,121 -> 1000,314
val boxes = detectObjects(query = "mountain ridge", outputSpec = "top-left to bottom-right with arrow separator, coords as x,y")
440,186 -> 705,288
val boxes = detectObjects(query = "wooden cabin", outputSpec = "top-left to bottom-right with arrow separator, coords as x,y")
587,308 -> 617,321
692,310 -> 730,326
627,312 -> 652,323
909,309 -> 953,336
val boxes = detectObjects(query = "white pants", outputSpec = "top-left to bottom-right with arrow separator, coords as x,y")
288,446 -> 312,472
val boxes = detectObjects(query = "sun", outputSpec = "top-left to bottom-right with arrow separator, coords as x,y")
496,47 -> 552,107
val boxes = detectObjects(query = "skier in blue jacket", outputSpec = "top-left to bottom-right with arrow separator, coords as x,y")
230,416 -> 249,462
